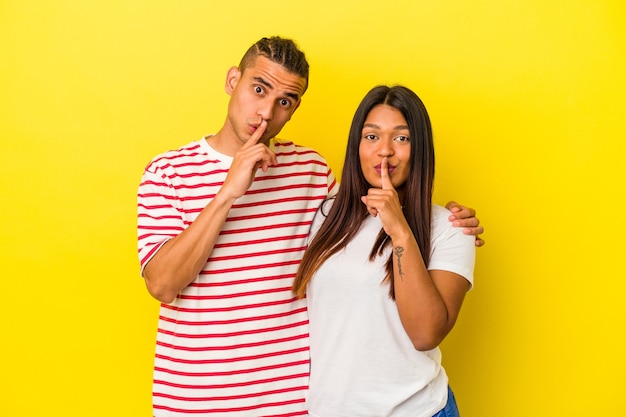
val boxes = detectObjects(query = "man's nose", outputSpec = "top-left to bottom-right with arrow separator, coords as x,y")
257,99 -> 274,121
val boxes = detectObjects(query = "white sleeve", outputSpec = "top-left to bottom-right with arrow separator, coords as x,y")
428,205 -> 477,289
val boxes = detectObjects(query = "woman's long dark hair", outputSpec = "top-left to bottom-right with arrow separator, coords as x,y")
293,85 -> 435,299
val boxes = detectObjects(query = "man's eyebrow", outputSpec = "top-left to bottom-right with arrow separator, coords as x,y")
252,76 -> 272,89
252,76 -> 300,101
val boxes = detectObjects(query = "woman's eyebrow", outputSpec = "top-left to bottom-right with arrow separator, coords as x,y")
362,123 -> 409,130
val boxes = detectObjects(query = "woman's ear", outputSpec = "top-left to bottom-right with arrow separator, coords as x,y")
225,66 -> 241,95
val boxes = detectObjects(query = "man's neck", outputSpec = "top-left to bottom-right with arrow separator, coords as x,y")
206,129 -> 241,157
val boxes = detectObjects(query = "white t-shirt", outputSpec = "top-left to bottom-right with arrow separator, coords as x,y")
305,204 -> 475,417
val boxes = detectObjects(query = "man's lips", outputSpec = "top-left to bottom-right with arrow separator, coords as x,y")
247,117 -> 264,134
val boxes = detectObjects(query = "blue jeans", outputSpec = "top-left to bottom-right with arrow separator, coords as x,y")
432,386 -> 460,417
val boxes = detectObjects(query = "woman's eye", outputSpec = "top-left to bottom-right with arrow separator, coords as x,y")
396,135 -> 410,142
364,134 -> 377,140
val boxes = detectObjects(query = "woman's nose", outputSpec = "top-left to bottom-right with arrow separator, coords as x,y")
377,139 -> 394,156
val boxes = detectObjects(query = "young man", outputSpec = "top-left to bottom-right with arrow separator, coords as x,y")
137,37 -> 483,416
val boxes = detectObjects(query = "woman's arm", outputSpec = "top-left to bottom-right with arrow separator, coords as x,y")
361,158 -> 472,350
389,232 -> 470,351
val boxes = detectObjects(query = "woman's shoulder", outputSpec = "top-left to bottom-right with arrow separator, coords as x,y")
430,204 -> 469,240
430,203 -> 476,248
431,204 -> 451,223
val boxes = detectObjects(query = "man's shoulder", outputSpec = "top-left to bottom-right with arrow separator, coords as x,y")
144,139 -> 206,173
273,138 -> 327,161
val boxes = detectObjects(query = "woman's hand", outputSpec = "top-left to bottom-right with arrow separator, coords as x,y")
360,157 -> 410,240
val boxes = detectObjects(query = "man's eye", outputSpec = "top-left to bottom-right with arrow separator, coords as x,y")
280,99 -> 291,107
254,86 -> 263,94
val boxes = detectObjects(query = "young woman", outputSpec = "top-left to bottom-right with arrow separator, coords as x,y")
293,85 -> 476,417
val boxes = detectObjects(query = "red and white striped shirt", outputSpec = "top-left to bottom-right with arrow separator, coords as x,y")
137,137 -> 337,416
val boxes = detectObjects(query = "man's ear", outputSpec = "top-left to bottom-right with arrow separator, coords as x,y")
225,66 -> 241,95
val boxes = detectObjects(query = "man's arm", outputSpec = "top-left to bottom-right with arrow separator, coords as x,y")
445,201 -> 485,247
142,121 -> 275,303
142,192 -> 237,303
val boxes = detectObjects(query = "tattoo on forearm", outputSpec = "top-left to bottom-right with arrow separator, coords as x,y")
394,246 -> 405,279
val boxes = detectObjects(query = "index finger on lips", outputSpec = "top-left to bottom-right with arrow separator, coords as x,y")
381,157 -> 394,191
243,118 -> 267,149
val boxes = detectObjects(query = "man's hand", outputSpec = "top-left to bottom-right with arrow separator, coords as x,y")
446,201 -> 485,247
143,120 -> 277,303
219,120 -> 277,201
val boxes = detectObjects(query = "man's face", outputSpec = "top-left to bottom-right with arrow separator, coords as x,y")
225,56 -> 307,146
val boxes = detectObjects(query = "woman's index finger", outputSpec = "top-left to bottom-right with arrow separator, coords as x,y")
380,157 -> 394,190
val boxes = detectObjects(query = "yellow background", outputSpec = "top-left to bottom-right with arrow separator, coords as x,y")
1,0 -> 625,415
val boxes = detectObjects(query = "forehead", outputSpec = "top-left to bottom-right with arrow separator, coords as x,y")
242,56 -> 307,98
364,104 -> 408,127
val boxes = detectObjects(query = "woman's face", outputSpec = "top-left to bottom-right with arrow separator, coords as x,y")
359,104 -> 412,189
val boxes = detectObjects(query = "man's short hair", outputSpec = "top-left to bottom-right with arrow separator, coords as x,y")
239,36 -> 310,92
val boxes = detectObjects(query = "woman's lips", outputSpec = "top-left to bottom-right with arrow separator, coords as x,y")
375,163 -> 396,175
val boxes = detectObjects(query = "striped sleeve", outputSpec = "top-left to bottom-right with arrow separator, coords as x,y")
137,156 -> 185,275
